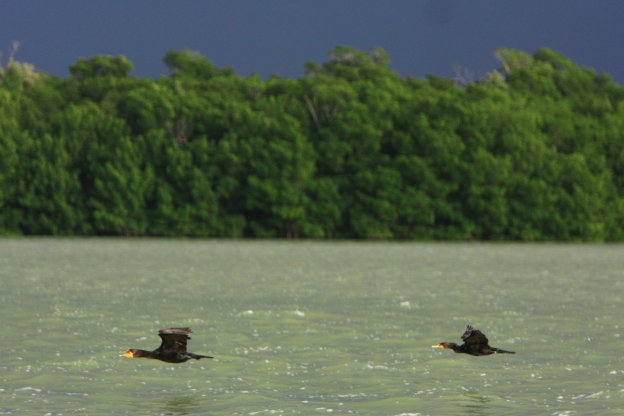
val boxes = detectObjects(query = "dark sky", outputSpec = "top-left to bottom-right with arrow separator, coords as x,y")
3,0 -> 624,82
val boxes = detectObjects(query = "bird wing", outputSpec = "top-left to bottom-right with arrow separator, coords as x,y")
461,326 -> 489,345
158,328 -> 192,353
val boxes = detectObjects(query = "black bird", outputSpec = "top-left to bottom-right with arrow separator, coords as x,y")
123,328 -> 213,363
432,325 -> 515,356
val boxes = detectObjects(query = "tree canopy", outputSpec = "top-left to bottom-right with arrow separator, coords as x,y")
1,46 -> 623,240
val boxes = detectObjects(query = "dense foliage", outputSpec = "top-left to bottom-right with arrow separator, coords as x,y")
1,47 -> 623,240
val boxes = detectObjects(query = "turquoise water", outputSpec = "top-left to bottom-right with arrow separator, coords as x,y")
0,239 -> 622,415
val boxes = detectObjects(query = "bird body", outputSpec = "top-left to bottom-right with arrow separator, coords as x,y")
123,327 -> 213,363
432,325 -> 515,356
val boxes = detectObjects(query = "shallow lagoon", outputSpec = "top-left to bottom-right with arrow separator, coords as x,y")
1,239 -> 622,415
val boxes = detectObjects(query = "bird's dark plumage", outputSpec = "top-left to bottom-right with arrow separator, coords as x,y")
123,327 -> 213,363
432,325 -> 515,356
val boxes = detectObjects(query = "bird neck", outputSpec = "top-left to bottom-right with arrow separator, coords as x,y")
451,343 -> 468,353
131,349 -> 158,359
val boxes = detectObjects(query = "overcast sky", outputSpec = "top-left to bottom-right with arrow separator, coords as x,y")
3,1 -> 624,82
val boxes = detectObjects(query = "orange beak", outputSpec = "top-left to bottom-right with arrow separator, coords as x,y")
432,344 -> 447,349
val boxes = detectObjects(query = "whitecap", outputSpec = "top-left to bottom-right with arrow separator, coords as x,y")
15,387 -> 42,392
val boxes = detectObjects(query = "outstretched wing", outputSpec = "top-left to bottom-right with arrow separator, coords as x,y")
461,325 -> 489,345
158,328 -> 192,353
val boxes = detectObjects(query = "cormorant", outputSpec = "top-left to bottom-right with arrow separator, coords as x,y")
432,325 -> 515,356
123,328 -> 213,363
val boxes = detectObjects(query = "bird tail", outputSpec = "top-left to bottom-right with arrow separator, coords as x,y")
189,353 -> 214,360
492,348 -> 515,354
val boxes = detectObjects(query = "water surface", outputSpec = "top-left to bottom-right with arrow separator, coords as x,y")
1,239 -> 622,415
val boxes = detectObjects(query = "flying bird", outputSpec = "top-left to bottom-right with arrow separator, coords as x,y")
122,327 -> 213,363
432,325 -> 515,356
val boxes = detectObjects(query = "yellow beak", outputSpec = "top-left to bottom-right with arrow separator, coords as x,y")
122,350 -> 134,358
432,344 -> 446,349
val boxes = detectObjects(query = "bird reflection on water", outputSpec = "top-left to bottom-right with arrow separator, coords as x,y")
159,396 -> 201,416
460,391 -> 493,416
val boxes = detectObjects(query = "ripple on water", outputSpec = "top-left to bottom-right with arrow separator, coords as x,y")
2,240 -> 623,415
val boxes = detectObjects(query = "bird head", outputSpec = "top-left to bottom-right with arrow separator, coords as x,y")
432,342 -> 457,349
122,349 -> 138,358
